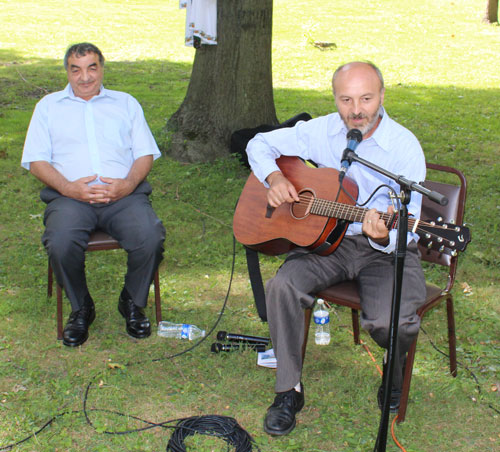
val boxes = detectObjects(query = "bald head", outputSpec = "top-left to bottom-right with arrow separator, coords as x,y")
332,61 -> 384,95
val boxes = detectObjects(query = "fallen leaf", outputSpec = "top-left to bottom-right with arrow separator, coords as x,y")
461,282 -> 473,295
108,362 -> 124,369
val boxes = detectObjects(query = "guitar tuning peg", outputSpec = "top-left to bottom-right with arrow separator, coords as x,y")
437,237 -> 443,243
443,224 -> 448,229
454,226 -> 460,232
425,233 -> 431,239
450,241 -> 455,247
450,219 -> 456,224
439,245 -> 445,253
427,242 -> 433,249
437,217 -> 443,222
451,250 -> 457,257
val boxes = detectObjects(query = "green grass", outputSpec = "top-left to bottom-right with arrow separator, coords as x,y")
0,0 -> 499,451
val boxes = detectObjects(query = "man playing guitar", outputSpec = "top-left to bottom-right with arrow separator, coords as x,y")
246,61 -> 427,436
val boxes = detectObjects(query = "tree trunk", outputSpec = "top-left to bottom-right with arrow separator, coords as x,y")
165,0 -> 277,163
484,0 -> 499,23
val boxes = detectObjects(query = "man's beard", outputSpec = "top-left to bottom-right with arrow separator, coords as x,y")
340,105 -> 383,136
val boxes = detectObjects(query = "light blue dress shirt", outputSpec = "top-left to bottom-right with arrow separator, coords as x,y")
21,84 -> 161,185
246,109 -> 426,253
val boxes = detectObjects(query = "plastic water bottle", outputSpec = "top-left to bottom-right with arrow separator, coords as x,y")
313,299 -> 330,345
157,321 -> 206,340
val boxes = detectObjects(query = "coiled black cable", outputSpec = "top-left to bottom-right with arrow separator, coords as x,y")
166,415 -> 257,452
0,237 -> 263,451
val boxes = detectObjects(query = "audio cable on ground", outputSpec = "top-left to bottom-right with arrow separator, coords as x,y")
1,236 -> 261,452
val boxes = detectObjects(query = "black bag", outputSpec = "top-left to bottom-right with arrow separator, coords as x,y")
230,112 -> 312,169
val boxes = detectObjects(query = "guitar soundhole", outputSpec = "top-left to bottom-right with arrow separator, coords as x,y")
291,189 -> 315,220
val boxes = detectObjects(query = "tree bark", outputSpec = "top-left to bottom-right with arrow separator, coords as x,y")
483,0 -> 499,23
165,0 -> 277,163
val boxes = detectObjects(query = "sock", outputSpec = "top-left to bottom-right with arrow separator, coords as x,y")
293,382 -> 302,392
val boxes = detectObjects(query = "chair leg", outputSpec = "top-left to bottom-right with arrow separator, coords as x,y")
351,309 -> 360,344
56,284 -> 64,340
153,270 -> 162,324
302,308 -> 313,362
446,296 -> 458,377
396,336 -> 417,423
48,263 -> 53,297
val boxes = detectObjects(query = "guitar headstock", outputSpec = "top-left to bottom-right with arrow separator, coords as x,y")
417,218 -> 471,256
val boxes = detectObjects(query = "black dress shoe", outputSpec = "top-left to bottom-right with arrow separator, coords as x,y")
62,300 -> 95,347
378,355 -> 405,413
118,292 -> 151,339
264,384 -> 305,436
377,383 -> 402,413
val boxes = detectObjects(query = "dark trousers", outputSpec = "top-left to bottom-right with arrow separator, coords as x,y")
41,182 -> 165,311
265,235 -> 426,393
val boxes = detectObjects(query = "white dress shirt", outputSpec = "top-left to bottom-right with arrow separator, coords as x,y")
22,84 -> 160,184
246,109 -> 426,253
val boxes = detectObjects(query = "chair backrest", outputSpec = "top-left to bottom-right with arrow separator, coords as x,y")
418,163 -> 467,290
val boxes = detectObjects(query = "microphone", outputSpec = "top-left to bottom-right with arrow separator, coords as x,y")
211,342 -> 267,353
339,129 -> 363,182
216,331 -> 270,345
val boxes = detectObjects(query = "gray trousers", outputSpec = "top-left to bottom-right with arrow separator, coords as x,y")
41,182 -> 165,311
266,235 -> 426,393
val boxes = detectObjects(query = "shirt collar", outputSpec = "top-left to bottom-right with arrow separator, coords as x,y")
329,106 -> 392,152
58,84 -> 111,102
366,107 -> 392,152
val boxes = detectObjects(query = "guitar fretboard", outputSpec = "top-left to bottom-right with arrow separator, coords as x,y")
305,195 -> 418,231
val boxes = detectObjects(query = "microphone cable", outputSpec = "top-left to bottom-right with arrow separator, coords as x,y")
80,235 -> 261,451
420,326 -> 500,416
1,235 -> 261,452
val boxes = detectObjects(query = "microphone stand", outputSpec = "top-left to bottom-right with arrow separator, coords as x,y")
342,150 -> 447,452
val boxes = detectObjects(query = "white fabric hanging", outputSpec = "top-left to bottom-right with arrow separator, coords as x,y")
180,0 -> 217,47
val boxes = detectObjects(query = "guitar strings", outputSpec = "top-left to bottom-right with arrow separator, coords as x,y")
295,193 -> 460,251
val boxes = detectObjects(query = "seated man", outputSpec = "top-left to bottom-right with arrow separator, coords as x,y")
21,42 -> 165,347
246,61 -> 426,435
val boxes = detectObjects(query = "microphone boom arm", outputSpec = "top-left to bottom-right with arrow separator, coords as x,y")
344,150 -> 448,206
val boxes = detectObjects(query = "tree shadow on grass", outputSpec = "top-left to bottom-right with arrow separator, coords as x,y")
0,50 -> 499,452
1,50 -> 498,291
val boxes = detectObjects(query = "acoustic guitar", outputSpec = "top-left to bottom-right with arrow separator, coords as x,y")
233,156 -> 470,257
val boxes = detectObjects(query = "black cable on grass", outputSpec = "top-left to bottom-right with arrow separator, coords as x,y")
0,411 -> 81,451
1,237 -> 261,451
166,415 -> 257,452
420,326 -> 500,415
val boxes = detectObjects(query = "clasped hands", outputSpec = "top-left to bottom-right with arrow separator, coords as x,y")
63,175 -> 135,204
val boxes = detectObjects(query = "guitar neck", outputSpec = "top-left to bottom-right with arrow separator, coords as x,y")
309,197 -> 416,231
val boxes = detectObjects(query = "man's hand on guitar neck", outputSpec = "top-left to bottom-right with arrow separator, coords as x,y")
362,206 -> 393,247
265,171 -> 300,208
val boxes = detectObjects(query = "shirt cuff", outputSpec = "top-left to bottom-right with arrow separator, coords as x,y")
368,229 -> 397,254
368,237 -> 394,254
